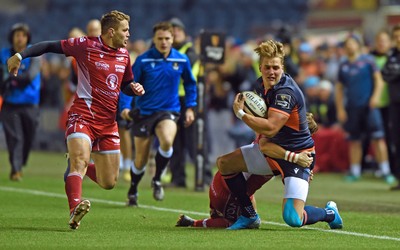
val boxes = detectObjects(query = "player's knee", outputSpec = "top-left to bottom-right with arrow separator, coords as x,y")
99,179 -> 117,190
70,158 -> 89,173
216,156 -> 227,173
283,199 -> 302,227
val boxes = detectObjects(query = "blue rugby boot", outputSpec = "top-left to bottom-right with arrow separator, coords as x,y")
325,201 -> 343,229
227,214 -> 261,230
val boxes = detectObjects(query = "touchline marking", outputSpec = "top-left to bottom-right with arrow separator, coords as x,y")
1,186 -> 400,242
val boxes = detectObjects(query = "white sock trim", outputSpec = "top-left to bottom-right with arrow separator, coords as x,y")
131,162 -> 146,175
202,219 -> 208,228
67,172 -> 83,179
158,146 -> 173,158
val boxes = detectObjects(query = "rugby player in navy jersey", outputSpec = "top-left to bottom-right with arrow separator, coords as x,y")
217,40 -> 343,230
122,22 -> 197,206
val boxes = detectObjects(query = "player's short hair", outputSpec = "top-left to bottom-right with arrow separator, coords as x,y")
391,24 -> 400,36
306,112 -> 318,135
100,10 -> 130,35
152,22 -> 173,35
254,40 -> 285,65
8,23 -> 31,44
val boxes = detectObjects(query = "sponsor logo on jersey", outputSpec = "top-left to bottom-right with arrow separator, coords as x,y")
151,62 -> 155,68
112,131 -> 119,136
68,38 -> 75,46
105,73 -> 119,90
116,56 -> 125,62
294,168 -> 299,174
115,64 -> 125,73
172,62 -> 179,70
79,37 -> 86,43
95,61 -> 110,71
275,94 -> 291,109
112,138 -> 120,144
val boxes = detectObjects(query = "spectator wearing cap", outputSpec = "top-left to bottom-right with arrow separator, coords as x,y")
0,23 -> 42,181
168,17 -> 212,188
335,34 -> 394,184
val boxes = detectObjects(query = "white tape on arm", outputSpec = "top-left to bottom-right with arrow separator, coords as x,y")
15,53 -> 22,61
236,109 -> 246,120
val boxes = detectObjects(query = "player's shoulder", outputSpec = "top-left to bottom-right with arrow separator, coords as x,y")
170,48 -> 189,61
117,47 -> 129,55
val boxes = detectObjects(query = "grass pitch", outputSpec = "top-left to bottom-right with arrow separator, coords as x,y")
1,150 -> 400,249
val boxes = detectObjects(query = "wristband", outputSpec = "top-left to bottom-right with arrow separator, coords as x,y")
284,150 -> 299,163
15,53 -> 22,61
236,109 -> 246,120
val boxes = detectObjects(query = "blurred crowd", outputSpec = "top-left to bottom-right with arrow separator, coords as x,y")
1,18 -> 399,188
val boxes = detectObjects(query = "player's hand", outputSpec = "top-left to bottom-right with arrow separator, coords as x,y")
310,170 -> 314,182
130,82 -> 145,96
369,94 -> 379,108
232,93 -> 245,115
184,108 -> 195,127
121,108 -> 132,121
296,151 -> 313,168
7,54 -> 22,76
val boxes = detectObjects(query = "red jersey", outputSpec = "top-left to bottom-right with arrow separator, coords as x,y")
61,36 -> 133,124
209,172 -> 271,222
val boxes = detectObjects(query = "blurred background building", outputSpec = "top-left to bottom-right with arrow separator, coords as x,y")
1,0 -> 400,175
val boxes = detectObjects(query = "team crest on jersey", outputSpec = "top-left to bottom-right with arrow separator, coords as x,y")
105,73 -> 119,90
275,94 -> 291,109
172,62 -> 179,70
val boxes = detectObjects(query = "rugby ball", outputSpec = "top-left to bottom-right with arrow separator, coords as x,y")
241,91 -> 267,117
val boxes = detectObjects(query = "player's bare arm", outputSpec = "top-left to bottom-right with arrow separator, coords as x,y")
370,71 -> 384,108
233,93 -> 288,137
7,40 -> 63,76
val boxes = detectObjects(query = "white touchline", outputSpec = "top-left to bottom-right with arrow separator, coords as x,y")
1,186 -> 400,242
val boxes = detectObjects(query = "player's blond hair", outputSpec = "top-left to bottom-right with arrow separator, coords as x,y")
254,40 -> 285,65
100,10 -> 130,35
306,112 -> 318,135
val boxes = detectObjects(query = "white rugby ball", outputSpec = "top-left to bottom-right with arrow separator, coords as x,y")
241,91 -> 267,117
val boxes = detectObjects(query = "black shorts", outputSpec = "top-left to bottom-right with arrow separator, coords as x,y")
131,111 -> 180,137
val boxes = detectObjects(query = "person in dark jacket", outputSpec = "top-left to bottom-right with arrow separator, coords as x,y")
0,23 -> 41,181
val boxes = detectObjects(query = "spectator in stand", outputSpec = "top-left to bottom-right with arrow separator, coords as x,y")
382,24 -> 400,190
335,34 -> 394,184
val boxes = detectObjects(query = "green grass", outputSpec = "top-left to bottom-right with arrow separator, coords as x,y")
1,150 -> 400,249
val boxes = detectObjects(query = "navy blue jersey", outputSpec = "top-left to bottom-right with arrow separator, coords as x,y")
130,47 -> 197,115
258,74 -> 314,152
338,54 -> 378,107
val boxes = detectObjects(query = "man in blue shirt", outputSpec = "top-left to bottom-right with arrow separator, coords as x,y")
0,23 -> 41,181
335,35 -> 392,183
122,22 -> 197,206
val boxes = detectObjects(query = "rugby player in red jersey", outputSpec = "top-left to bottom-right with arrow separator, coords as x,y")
7,10 -> 144,229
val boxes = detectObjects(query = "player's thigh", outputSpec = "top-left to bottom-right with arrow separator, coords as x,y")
134,136 -> 153,168
91,152 -> 120,189
66,136 -> 92,173
216,148 -> 248,174
155,119 -> 177,149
